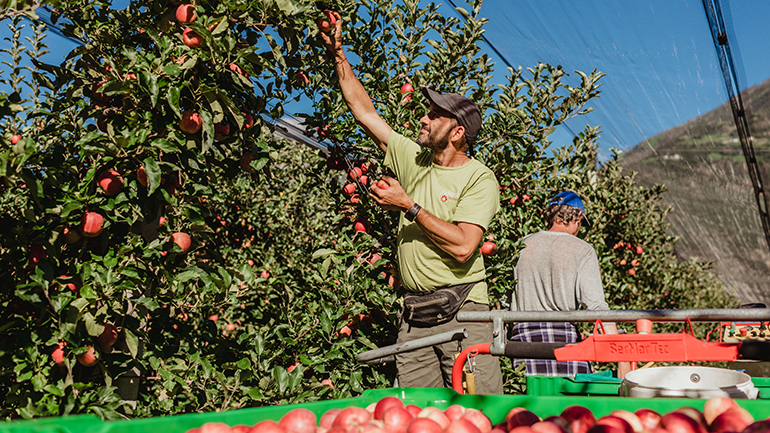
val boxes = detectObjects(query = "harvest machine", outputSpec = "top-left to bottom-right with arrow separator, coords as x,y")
357,308 -> 770,395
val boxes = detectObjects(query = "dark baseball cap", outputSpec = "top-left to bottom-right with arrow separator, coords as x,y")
548,190 -> 591,227
421,87 -> 482,144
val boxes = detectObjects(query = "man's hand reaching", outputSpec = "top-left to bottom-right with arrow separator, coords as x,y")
318,10 -> 342,52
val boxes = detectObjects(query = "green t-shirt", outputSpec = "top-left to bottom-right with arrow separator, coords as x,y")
384,132 -> 501,304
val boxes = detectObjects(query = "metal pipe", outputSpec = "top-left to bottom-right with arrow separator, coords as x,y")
356,328 -> 467,363
457,309 -> 770,323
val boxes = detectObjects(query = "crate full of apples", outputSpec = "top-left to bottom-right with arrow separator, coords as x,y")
187,395 -> 769,433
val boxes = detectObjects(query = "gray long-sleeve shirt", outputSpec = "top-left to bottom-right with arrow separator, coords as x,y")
513,231 -> 610,312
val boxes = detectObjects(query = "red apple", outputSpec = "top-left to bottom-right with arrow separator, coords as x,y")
137,166 -> 148,187
561,406 -> 596,426
77,345 -> 98,367
180,110 -> 202,133
243,112 -> 255,129
320,409 -> 343,428
532,421 -> 569,433
332,407 -> 372,430
97,323 -> 118,350
673,408 -> 707,428
182,27 -> 203,48
350,194 -> 361,204
368,254 -> 382,266
214,122 -> 230,140
461,408 -> 492,433
636,246 -> 644,254
445,419 -> 481,433
61,226 -> 81,244
406,418 -> 443,433
374,396 -> 404,420
709,409 -> 753,433
510,427 -> 537,433
80,212 -> 104,237
418,407 -> 450,430
382,407 -> 414,433
11,134 -> 21,144
240,153 -> 256,173
401,83 -> 414,94
98,169 -> 124,196
596,416 -> 633,433
480,241 -> 497,256
52,342 -> 66,365
506,408 -> 530,422
660,412 -> 707,433
608,411 -> 643,433
295,71 -> 310,85
703,397 -> 740,425
27,244 -> 46,269
628,269 -> 636,276
325,10 -> 337,25
508,410 -> 541,430
327,155 -> 345,170
261,270 -> 270,279
359,175 -> 369,186
250,420 -> 286,433
279,409 -> 316,433
171,232 -> 192,253
200,423 -> 231,433
405,405 -> 422,418
587,425 -> 626,433
354,219 -> 370,233
175,4 -> 196,23
232,426 -> 251,433
635,409 -> 661,431
229,63 -> 247,77
445,405 -> 467,421
349,167 -> 363,180
344,183 -> 356,195
742,421 -> 770,433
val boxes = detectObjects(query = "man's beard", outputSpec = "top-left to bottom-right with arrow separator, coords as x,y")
416,126 -> 450,151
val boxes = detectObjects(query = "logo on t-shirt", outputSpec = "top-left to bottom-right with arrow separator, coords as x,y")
440,190 -> 460,202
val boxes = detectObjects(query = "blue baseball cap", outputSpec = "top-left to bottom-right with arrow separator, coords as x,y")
547,190 -> 591,227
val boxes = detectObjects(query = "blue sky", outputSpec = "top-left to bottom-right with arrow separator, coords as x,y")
3,0 -> 769,160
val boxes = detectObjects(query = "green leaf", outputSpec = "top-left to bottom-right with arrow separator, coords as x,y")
236,358 -> 251,370
150,138 -> 180,153
247,387 -> 264,400
124,329 -> 139,358
84,312 -> 104,337
272,365 -> 289,394
142,156 -> 161,196
312,248 -> 336,259
168,87 -> 181,118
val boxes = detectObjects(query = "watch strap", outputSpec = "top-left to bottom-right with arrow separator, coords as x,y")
405,203 -> 421,221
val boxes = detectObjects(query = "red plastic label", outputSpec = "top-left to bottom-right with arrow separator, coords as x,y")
554,333 -> 739,362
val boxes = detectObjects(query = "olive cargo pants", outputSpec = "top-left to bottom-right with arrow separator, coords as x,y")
395,302 -> 504,394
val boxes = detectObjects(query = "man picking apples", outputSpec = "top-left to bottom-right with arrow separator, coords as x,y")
511,191 -> 632,378
320,11 -> 503,393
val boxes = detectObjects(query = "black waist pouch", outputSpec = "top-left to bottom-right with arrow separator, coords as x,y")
403,281 -> 478,327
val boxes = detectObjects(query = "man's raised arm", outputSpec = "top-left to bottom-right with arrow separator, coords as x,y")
319,11 -> 392,153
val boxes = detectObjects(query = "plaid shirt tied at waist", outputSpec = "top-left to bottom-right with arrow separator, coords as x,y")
510,321 -> 591,377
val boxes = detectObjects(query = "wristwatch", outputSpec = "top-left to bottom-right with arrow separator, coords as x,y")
405,203 -> 421,221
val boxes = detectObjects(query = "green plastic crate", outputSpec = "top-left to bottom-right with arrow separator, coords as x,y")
526,375 -> 770,399
4,387 -> 770,433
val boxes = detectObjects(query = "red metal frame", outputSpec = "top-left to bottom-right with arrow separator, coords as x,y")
450,319 -> 747,394
452,343 -> 490,394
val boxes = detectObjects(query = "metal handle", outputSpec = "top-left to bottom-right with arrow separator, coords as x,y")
457,309 -> 770,323
356,328 -> 467,364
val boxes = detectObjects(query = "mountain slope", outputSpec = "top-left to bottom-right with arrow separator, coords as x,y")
622,78 -> 770,307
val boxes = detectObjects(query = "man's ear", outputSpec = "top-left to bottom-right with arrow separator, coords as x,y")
452,125 -> 466,149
